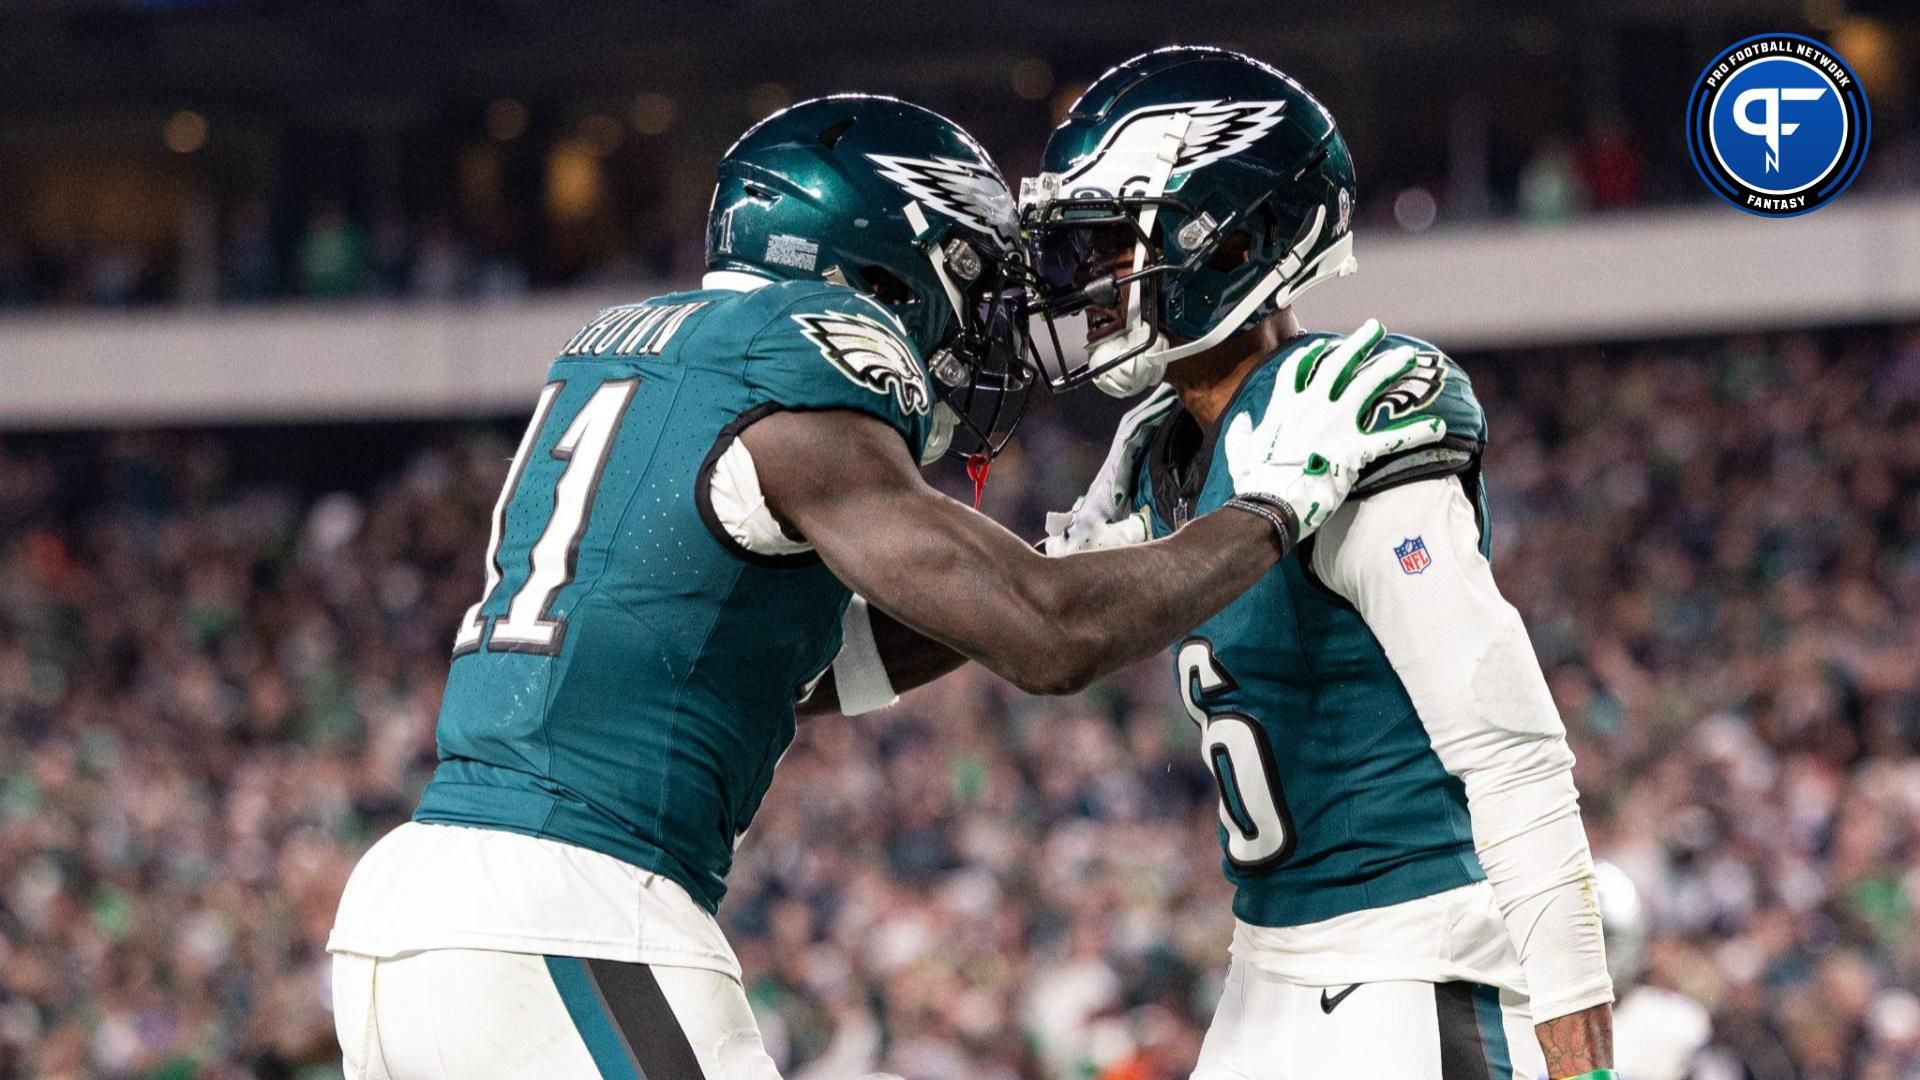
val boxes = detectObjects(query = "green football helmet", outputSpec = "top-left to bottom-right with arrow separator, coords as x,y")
708,94 -> 1034,457
1020,47 -> 1358,397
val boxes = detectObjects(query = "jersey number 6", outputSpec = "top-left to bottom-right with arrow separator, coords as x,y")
1178,638 -> 1297,869
454,378 -> 638,657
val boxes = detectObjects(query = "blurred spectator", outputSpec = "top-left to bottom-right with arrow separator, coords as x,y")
0,324 -> 1916,1077
221,200 -> 279,303
1579,116 -> 1645,210
296,202 -> 368,300
1520,134 -> 1589,224
81,243 -> 144,306
366,205 -> 415,299
408,219 -> 474,301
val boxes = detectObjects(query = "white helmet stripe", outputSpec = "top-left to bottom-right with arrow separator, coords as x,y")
903,200 -> 970,351
1123,111 -> 1191,346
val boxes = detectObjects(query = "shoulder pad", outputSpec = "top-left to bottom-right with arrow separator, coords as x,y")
1354,334 -> 1485,496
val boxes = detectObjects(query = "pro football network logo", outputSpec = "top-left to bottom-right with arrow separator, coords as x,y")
1394,536 -> 1431,575
1686,33 -> 1870,217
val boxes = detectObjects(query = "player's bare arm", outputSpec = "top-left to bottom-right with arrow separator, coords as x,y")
1538,1005 -> 1614,1078
771,318 -> 1441,704
748,406 -> 1285,696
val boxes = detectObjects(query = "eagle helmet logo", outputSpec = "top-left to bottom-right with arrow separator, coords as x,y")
865,152 -> 1018,244
1057,99 -> 1290,193
793,309 -> 932,416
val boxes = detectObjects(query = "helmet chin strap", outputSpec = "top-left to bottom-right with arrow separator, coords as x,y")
1094,205 -> 1351,398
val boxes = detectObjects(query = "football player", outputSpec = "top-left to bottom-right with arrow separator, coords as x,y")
1028,47 -> 1616,1080
823,48 -> 1619,1079
327,94 -> 1440,1079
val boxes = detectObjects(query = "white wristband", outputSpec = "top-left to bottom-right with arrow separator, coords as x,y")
833,594 -> 899,715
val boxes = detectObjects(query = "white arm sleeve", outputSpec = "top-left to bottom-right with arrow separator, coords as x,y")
1311,476 -> 1614,1022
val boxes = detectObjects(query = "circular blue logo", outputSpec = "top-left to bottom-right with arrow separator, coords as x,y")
1687,34 -> 1870,217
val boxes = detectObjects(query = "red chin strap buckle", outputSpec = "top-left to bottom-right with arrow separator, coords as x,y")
966,452 -> 992,509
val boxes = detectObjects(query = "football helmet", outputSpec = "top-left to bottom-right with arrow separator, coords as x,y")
708,95 -> 1035,458
1020,46 -> 1358,397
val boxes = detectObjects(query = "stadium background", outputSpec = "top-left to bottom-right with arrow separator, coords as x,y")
1,1 -> 1918,1077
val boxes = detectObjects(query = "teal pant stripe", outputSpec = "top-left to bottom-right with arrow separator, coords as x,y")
545,955 -> 641,1080
1472,982 -> 1512,1080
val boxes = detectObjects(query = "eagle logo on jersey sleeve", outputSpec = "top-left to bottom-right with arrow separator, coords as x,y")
865,153 -> 1018,243
792,310 -> 932,415
1369,350 -> 1448,425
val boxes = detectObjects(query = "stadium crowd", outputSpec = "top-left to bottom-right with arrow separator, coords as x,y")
0,322 -> 1917,1079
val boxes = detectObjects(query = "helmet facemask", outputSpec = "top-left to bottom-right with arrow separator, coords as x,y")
890,204 -> 1039,463
1020,185 -> 1252,392
1018,104 -> 1357,398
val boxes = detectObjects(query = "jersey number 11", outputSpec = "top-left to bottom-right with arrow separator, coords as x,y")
453,378 -> 638,657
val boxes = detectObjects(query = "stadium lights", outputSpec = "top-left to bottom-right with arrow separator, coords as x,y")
163,110 -> 207,154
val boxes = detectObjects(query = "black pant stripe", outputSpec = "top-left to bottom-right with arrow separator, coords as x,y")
584,959 -> 708,1080
1435,981 -> 1489,1080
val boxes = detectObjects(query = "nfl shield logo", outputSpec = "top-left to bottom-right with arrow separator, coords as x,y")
1395,536 -> 1432,575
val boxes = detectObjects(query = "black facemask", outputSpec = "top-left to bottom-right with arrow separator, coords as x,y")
927,237 -> 1040,462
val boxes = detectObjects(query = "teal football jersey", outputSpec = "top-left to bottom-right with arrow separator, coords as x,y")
1133,332 -> 1493,928
415,279 -> 933,913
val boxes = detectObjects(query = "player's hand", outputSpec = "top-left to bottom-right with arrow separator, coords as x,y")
1224,319 -> 1445,544
1043,383 -> 1179,556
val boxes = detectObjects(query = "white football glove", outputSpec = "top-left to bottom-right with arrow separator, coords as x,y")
1043,383 -> 1179,556
1224,319 -> 1447,546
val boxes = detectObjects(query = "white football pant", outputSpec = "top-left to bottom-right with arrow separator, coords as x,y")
1191,962 -> 1548,1079
332,948 -> 781,1080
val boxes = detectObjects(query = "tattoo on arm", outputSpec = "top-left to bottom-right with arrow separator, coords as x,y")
1536,1003 -> 1612,1078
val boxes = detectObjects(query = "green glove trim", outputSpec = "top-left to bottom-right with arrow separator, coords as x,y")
1292,339 -> 1333,394
1326,320 -> 1388,400
1555,1071 -> 1620,1080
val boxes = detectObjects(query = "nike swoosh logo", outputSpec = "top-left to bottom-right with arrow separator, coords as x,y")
1320,983 -> 1361,1014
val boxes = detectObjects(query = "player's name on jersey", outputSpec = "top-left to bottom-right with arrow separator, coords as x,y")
560,301 -> 707,358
